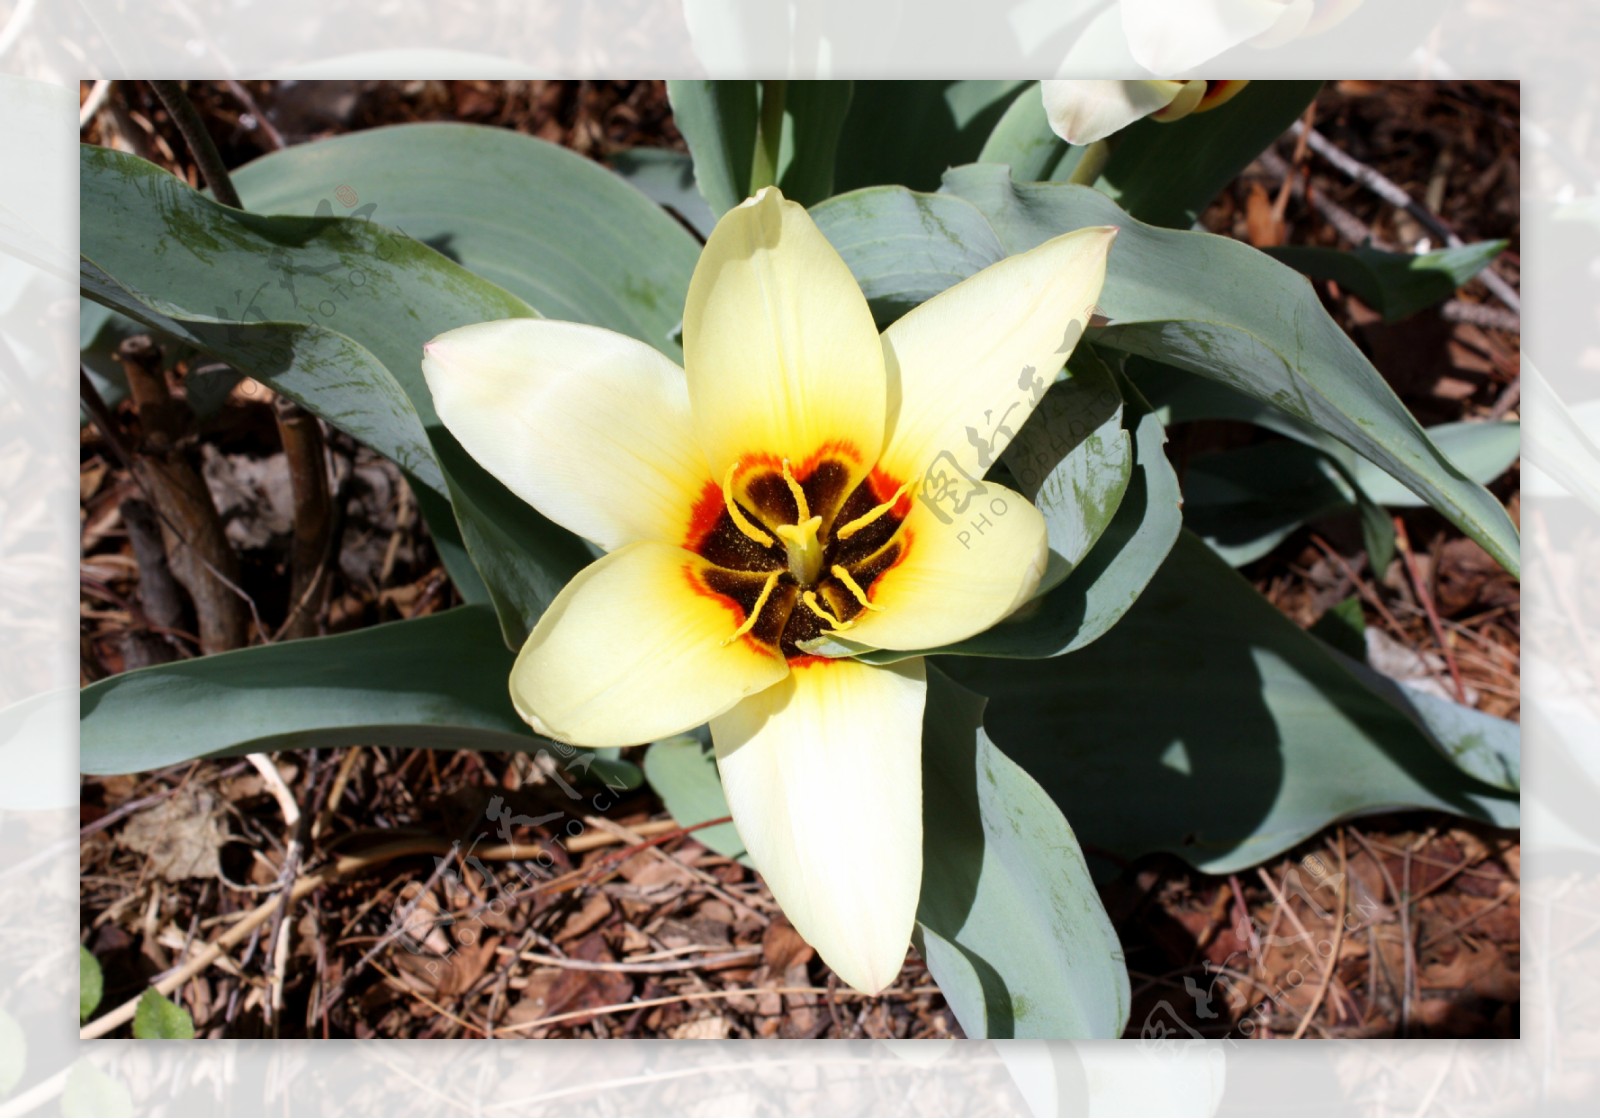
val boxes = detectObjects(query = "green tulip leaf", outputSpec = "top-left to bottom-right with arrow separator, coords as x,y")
812,187 -> 1006,327
1268,241 -> 1509,323
131,989 -> 194,1040
976,81 -> 1082,184
78,605 -> 640,789
834,81 -> 1030,194
79,144 -> 589,644
641,735 -> 749,864
1000,345 -> 1132,595
231,122 -> 699,361
917,666 -> 1130,1039
949,532 -> 1519,875
667,81 -> 762,217
669,80 -> 854,215
607,147 -> 716,239
1095,81 -> 1323,229
1184,421 -> 1521,567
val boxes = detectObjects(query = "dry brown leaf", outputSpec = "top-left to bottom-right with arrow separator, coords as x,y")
761,917 -> 814,974
118,787 -> 226,881
671,1014 -> 731,1039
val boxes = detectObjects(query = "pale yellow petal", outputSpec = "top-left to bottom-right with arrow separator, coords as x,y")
683,186 -> 886,487
876,226 -> 1116,486
511,542 -> 788,747
423,319 -> 711,552
712,656 -> 926,994
841,483 -> 1049,651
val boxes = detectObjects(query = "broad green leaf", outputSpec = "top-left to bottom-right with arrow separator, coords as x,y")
231,122 -> 700,360
62,1061 -> 133,1117
1353,421 -> 1520,506
838,370 -> 1179,662
608,147 -> 715,239
1306,596 -> 1518,792
1001,345 -> 1131,595
812,186 -> 1005,327
668,81 -> 853,214
948,532 -> 1518,875
1095,81 -> 1322,229
834,81 -> 1028,194
1267,241 -> 1508,323
1185,421 -> 1520,567
976,81 -> 1081,183
667,80 -> 760,217
79,144 -> 585,643
78,605 -> 639,789
132,989 -> 194,1040
771,81 -> 854,206
79,946 -> 102,1023
942,166 -> 1520,577
80,259 -> 443,492
1334,646 -> 1520,793
432,435 -> 593,647
917,667 -> 1130,1040
642,735 -> 748,863
1182,439 -> 1354,567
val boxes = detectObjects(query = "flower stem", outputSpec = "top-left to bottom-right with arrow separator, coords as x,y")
750,80 -> 787,193
148,80 -> 243,209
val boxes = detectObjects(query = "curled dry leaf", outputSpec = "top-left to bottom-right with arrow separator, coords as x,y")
117,787 -> 227,882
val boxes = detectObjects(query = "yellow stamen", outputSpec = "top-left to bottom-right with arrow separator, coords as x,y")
780,458 -> 810,523
802,590 -> 853,632
830,565 -> 884,612
722,462 -> 775,548
834,481 -> 913,540
721,570 -> 782,646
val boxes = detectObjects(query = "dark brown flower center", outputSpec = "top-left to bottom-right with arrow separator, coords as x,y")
683,450 -> 912,662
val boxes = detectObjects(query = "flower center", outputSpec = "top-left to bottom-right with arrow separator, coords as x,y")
685,450 -> 915,661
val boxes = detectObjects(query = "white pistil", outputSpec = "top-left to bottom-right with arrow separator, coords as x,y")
775,516 -> 825,586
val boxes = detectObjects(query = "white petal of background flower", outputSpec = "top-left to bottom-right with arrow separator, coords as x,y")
1120,0 -> 1294,72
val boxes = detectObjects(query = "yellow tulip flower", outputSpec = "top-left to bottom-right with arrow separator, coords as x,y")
423,187 -> 1114,993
